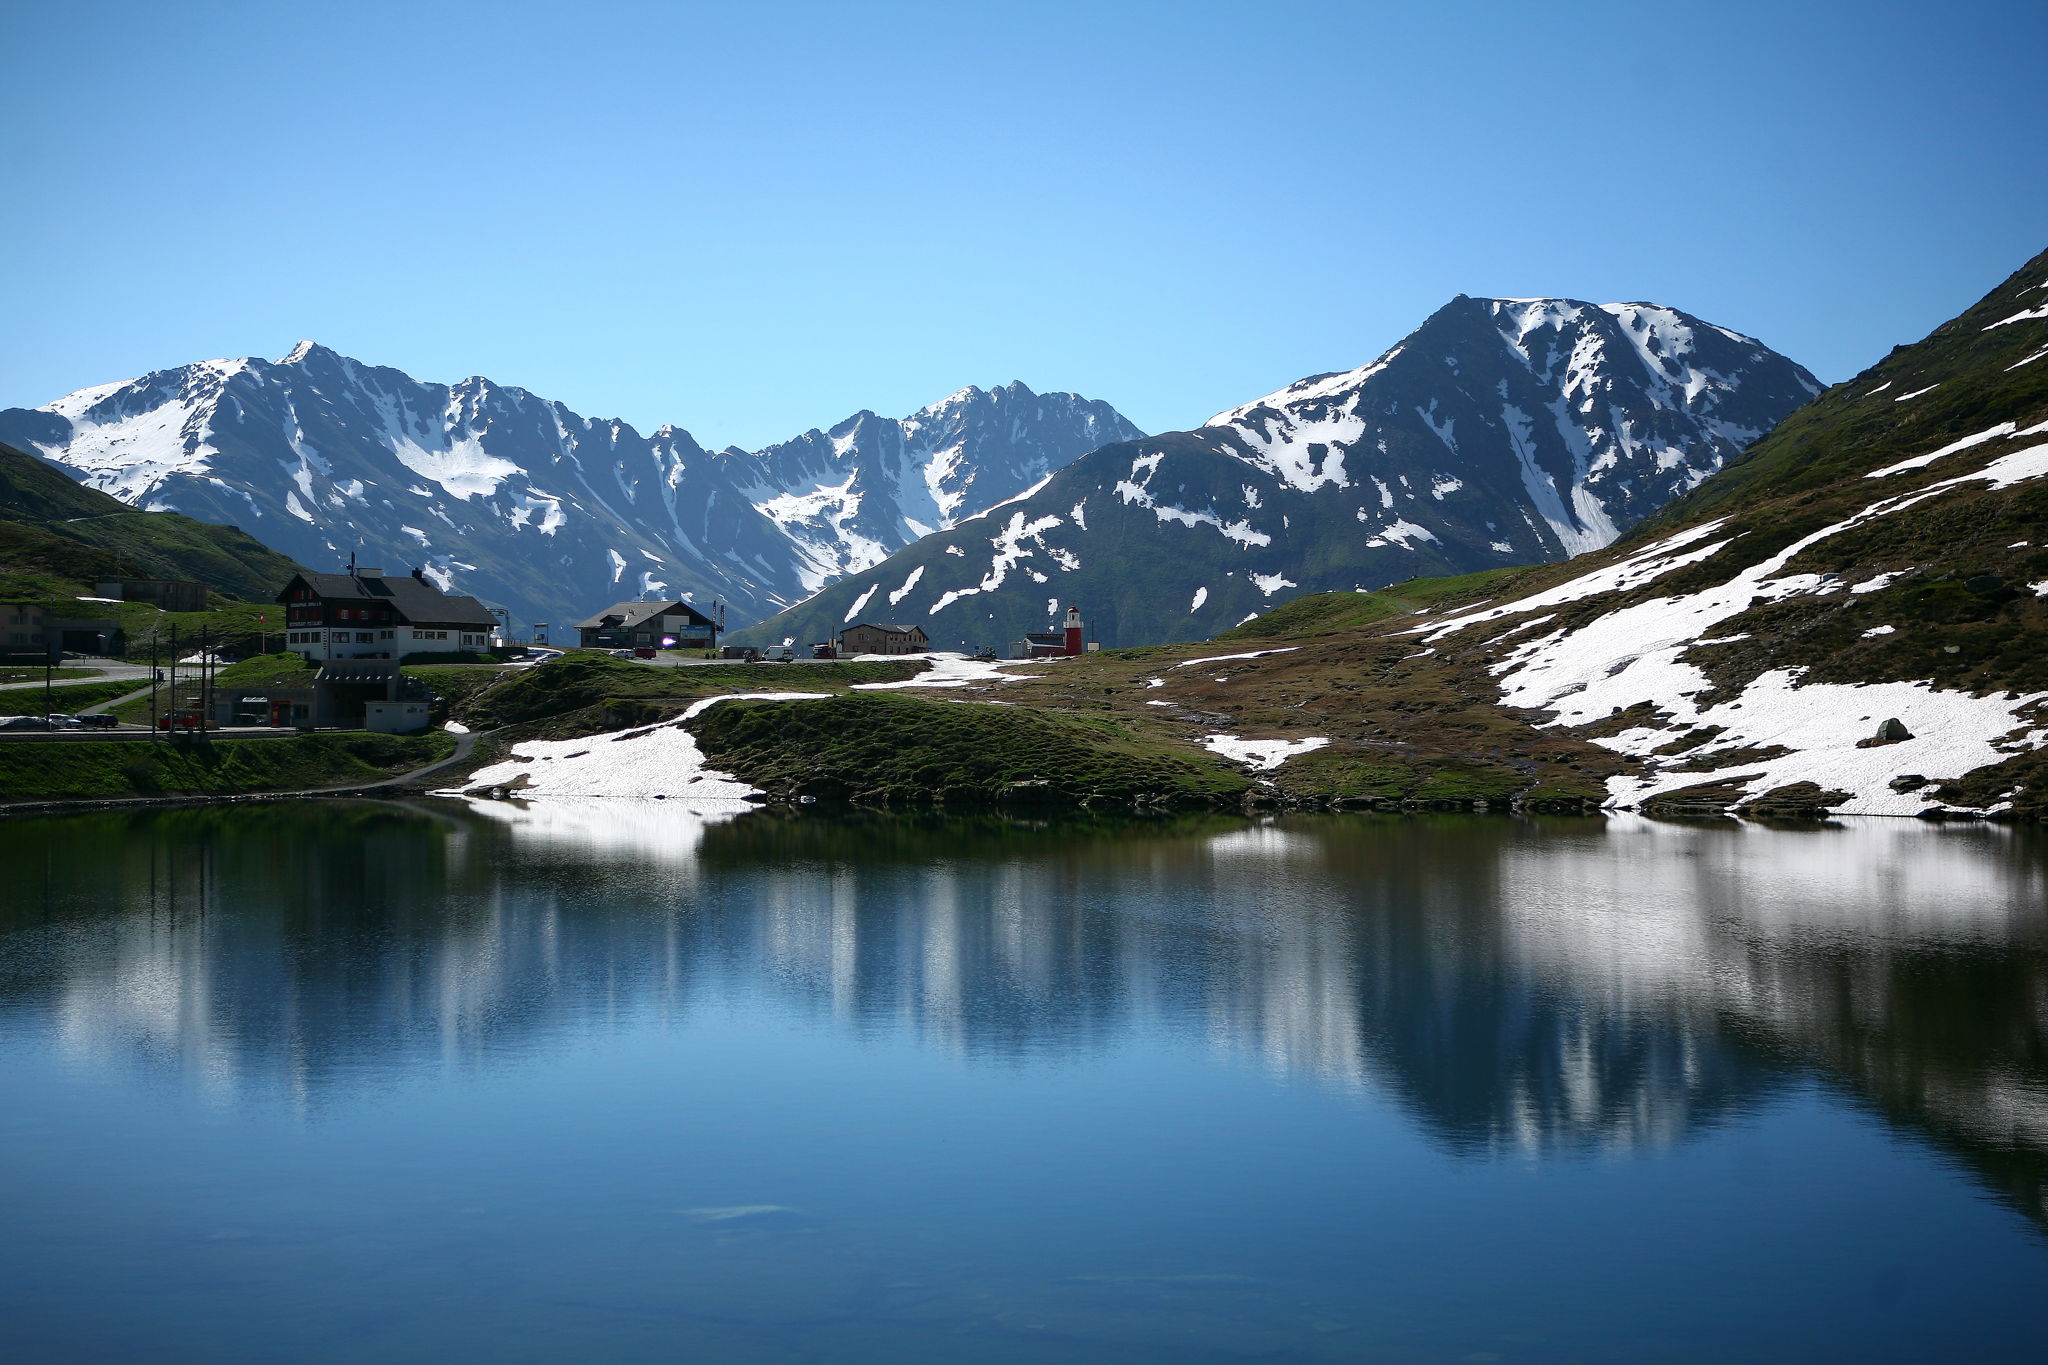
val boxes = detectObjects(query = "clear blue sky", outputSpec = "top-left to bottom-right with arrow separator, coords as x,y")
4,0 -> 2044,450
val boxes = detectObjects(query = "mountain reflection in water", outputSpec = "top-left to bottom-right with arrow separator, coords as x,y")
2,801 -> 2043,1236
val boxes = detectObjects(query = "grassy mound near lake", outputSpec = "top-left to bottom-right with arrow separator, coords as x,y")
690,691 -> 1252,809
465,654 -> 926,730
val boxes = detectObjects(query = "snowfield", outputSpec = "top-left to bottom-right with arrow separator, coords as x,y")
449,692 -> 832,800
1200,734 -> 1331,771
1433,424 -> 2048,815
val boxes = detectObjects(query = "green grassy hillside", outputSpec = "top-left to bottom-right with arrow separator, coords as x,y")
0,732 -> 453,804
0,439 -> 302,605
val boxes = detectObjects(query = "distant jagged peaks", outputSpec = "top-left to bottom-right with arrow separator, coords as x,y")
729,294 -> 1822,654
720,378 -> 1141,594
0,345 -> 1143,630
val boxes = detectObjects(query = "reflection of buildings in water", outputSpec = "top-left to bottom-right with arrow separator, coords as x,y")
2,803 -> 2044,1225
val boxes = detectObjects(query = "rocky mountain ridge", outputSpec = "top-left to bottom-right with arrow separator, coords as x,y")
730,295 -> 1821,651
0,348 -> 1138,628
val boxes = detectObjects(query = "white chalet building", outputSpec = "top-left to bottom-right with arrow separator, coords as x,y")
279,567 -> 498,662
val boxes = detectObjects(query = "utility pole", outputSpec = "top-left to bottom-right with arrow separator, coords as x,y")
150,633 -> 159,745
200,626 -> 212,737
167,624 -> 178,735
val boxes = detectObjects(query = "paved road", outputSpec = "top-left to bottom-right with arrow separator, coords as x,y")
0,661 -> 154,691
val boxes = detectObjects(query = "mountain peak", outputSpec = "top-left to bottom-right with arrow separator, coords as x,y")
279,339 -> 334,365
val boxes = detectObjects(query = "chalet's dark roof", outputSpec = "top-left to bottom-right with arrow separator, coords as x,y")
281,572 -> 498,627
1023,632 -> 1065,644
573,599 -> 716,631
845,622 -> 927,635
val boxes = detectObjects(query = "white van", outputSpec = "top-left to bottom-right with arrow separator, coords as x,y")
761,645 -> 796,662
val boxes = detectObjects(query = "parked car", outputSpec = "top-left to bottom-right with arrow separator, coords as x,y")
810,643 -> 838,659
78,713 -> 120,729
720,646 -> 761,663
609,648 -> 637,658
42,713 -> 83,729
0,715 -> 49,730
633,646 -> 658,658
761,645 -> 795,662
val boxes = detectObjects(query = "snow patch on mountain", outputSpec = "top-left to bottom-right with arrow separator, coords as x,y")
1435,426 -> 2048,816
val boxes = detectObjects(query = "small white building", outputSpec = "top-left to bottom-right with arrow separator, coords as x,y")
363,699 -> 432,734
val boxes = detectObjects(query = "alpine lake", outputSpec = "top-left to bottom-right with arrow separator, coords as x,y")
2,799 -> 2044,1363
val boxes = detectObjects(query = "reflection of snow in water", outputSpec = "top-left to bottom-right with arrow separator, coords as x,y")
454,795 -> 756,862
1499,815 -> 2048,1151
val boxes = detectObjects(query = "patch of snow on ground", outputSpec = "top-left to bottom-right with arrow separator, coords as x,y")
1892,384 -> 1940,403
1199,734 -> 1330,771
387,432 -> 523,500
1144,677 -> 1165,688
1112,478 -> 1272,547
607,548 -> 626,584
1190,586 -> 1208,612
848,653 -> 1043,689
842,583 -> 880,623
1250,572 -> 1298,596
452,692 -> 831,799
1171,647 -> 1299,669
1867,422 -> 2016,478
887,565 -> 925,606
925,510 -> 1066,615
1985,302 -> 2048,330
1416,520 -> 1731,640
1364,518 -> 1438,549
1862,625 -> 1896,637
1596,671 -> 2045,818
1463,454 -> 2048,814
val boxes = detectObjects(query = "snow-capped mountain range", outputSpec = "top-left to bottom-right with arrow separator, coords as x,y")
729,295 -> 1823,651
0,345 -> 1139,628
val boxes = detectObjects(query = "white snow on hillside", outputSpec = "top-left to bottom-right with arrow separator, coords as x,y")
1431,427 -> 2048,815
453,692 -> 830,800
1200,734 -> 1331,771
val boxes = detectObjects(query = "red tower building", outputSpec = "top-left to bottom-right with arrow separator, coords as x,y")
1062,604 -> 1085,656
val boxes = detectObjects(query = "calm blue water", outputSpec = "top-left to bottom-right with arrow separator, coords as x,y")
1,801 -> 2044,1362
